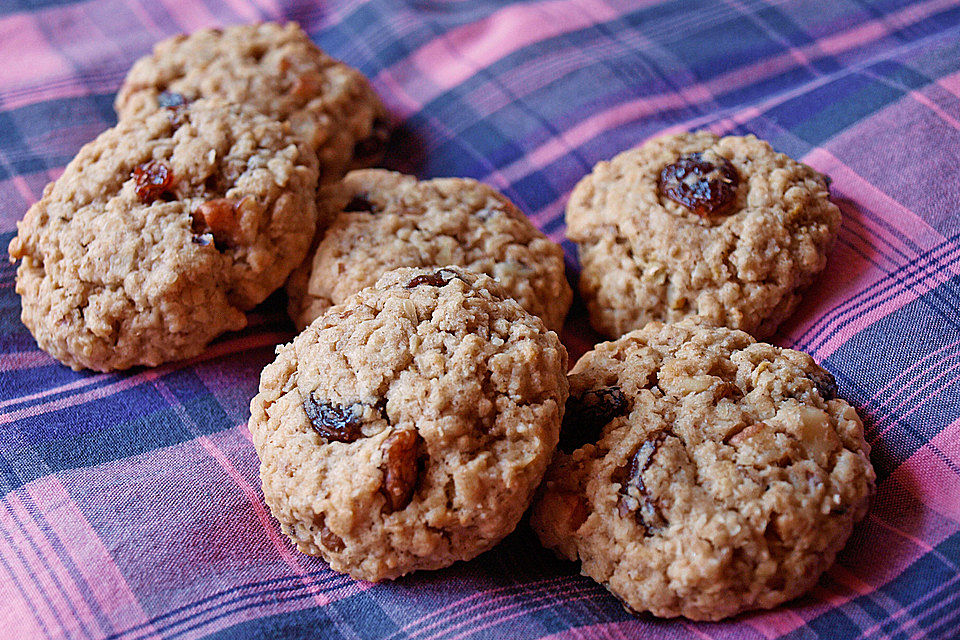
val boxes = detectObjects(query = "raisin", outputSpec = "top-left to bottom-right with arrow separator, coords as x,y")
809,369 -> 838,400
405,268 -> 460,289
316,514 -> 345,552
353,118 -> 391,160
616,432 -> 668,531
302,396 -> 364,443
290,73 -> 321,100
132,161 -> 175,204
380,429 -> 421,512
158,91 -> 187,108
559,386 -> 628,453
344,194 -> 374,213
193,198 -> 241,248
659,152 -> 739,217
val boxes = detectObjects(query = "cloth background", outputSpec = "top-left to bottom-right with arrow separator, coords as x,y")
1,1 -> 959,638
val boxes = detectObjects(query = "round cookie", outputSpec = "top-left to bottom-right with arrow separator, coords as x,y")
8,99 -> 318,371
115,22 -> 388,183
285,169 -> 572,332
250,267 -> 569,581
530,318 -> 875,620
566,130 -> 840,339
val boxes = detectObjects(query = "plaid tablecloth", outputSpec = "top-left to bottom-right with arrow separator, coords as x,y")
2,1 -> 959,638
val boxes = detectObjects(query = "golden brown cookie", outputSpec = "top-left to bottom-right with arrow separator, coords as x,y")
531,318 -> 875,620
286,169 -> 572,332
251,267 -> 568,581
9,99 -> 318,371
566,131 -> 839,339
115,22 -> 388,183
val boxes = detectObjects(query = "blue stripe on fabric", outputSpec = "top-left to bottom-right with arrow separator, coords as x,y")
823,273 -> 960,481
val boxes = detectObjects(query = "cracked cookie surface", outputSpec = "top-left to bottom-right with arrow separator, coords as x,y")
8,99 -> 318,371
286,169 -> 572,332
531,318 -> 875,620
250,267 -> 568,581
566,131 -> 840,339
115,22 -> 388,183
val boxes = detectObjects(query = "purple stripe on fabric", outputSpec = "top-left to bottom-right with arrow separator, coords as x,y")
22,476 -> 158,638
151,377 -> 364,612
441,589 -> 611,640
869,339 -> 960,405
53,425 -> 363,639
386,575 -> 576,639
0,330 -> 290,418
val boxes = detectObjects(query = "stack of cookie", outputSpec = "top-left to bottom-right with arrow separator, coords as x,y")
531,131 -> 876,619
9,21 -> 876,623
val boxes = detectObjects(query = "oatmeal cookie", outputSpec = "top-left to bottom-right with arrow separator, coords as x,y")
250,267 -> 568,581
286,169 -> 572,332
566,131 -> 840,339
8,99 -> 318,371
115,22 -> 388,182
531,318 -> 875,620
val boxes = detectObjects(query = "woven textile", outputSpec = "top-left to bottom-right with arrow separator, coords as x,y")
1,1 -> 959,638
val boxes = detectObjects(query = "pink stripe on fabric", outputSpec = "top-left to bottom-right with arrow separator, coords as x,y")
4,491 -> 103,637
0,15 -> 71,88
805,148 -> 947,250
22,476 -> 158,638
221,0 -> 265,23
0,350 -> 58,374
154,376 -> 374,615
0,498 -> 82,637
155,0 -> 220,32
0,70 -> 126,111
152,381 -> 333,611
908,89 -> 960,130
2,172 -> 42,213
373,0 -> 632,115
938,69 -> 960,97
390,575 -> 573,638
0,507 -> 55,637
0,563 -> 44,638
905,420 -> 960,519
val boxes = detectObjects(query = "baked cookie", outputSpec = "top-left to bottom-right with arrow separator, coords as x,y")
250,267 -> 568,581
115,22 -> 388,183
8,99 -> 318,371
285,169 -> 572,332
531,318 -> 875,620
566,131 -> 840,339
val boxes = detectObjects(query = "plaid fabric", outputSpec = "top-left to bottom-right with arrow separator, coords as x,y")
1,0 -> 959,637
